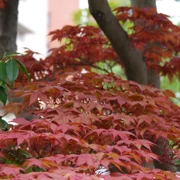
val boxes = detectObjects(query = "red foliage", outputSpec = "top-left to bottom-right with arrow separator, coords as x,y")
46,8 -> 180,79
115,7 -> 180,78
0,6 -> 180,180
47,26 -> 119,74
1,72 -> 180,179
15,8 -> 180,84
0,0 -> 6,8
15,49 -> 49,82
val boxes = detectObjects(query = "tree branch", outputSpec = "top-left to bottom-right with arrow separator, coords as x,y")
88,0 -> 147,84
0,0 -> 19,53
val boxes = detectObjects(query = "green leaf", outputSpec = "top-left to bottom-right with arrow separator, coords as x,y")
34,166 -> 45,172
6,159 -> 12,164
4,52 -> 22,57
26,167 -> 33,173
0,62 -> 6,82
0,81 -> 6,86
26,166 -> 45,173
0,118 -> 10,131
0,86 -> 7,105
0,157 -> 5,163
6,59 -> 19,83
15,59 -> 30,81
17,149 -> 32,159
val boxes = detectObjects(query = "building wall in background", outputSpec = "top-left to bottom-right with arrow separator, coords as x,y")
17,0 -> 48,56
48,0 -> 79,48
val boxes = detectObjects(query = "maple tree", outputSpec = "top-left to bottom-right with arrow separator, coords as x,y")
0,0 -> 180,179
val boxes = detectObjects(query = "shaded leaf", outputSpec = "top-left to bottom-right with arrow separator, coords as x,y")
6,59 -> 19,83
4,52 -> 21,57
0,62 -> 6,82
17,149 -> 32,159
0,86 -> 7,105
0,118 -> 10,131
15,59 -> 30,81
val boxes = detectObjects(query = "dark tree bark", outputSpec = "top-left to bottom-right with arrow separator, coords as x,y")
88,0 -> 147,85
88,0 -> 176,172
0,0 -> 19,54
131,0 -> 156,8
131,0 -> 160,88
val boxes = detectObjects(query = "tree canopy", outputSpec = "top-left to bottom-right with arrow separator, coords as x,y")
0,0 -> 180,179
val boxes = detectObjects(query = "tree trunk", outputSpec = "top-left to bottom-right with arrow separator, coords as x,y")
88,0 -> 147,85
131,0 -> 160,88
131,0 -> 156,8
0,0 -> 19,54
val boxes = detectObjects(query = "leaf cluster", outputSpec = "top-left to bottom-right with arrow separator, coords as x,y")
1,72 -> 180,179
0,53 -> 29,105
46,8 -> 180,80
0,5 -> 180,180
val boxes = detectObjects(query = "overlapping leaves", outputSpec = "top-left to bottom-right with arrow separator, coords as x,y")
1,72 -> 180,179
0,53 -> 29,105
